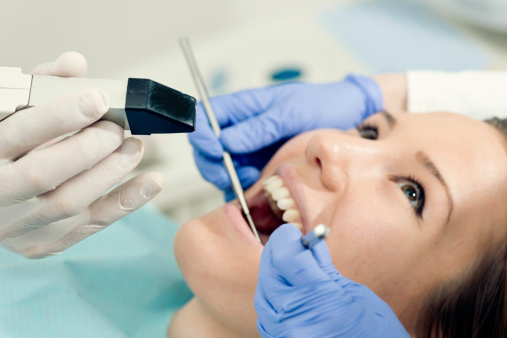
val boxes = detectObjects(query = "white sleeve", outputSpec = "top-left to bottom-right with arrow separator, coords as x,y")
407,70 -> 507,120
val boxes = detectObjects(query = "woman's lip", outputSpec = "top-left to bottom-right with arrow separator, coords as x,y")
224,203 -> 264,249
275,164 -> 310,235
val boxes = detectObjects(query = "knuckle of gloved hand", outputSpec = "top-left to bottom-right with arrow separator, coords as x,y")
77,89 -> 109,122
118,193 -> 138,211
192,133 -> 222,158
213,175 -> 231,190
96,163 -> 120,184
20,212 -> 47,232
22,166 -> 50,193
270,250 -> 288,270
261,115 -> 282,143
52,196 -> 82,219
80,121 -> 123,161
92,120 -> 124,139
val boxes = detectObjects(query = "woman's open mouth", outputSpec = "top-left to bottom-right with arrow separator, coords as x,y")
245,174 -> 304,245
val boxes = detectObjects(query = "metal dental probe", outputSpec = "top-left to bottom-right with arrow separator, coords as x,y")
179,37 -> 261,243
302,224 -> 331,249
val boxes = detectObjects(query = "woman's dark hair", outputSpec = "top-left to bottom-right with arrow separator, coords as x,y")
486,118 -> 507,138
414,117 -> 507,337
415,246 -> 507,337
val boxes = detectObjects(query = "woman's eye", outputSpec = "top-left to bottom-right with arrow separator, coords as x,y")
358,126 -> 378,140
398,180 -> 425,216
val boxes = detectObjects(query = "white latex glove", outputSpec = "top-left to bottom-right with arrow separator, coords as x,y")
0,52 -> 164,258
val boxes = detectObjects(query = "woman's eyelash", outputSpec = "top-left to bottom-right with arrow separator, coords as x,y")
356,122 -> 377,131
398,175 -> 426,217
356,123 -> 378,140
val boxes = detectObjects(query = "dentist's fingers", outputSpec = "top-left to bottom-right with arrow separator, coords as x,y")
0,89 -> 110,160
207,87 -> 272,125
263,224 -> 332,286
188,88 -> 271,159
42,137 -> 145,215
188,103 -> 224,159
2,137 -> 143,239
192,149 -> 261,192
13,172 -> 163,259
192,149 -> 230,190
0,120 -> 123,205
87,171 -> 164,226
18,172 -> 164,259
30,51 -> 87,77
310,240 -> 342,281
26,51 -> 89,157
220,106 -> 286,154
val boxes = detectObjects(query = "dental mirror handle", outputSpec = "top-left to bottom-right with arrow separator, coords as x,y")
179,37 -> 261,243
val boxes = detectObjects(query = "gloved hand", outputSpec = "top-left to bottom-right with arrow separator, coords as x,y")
255,224 -> 410,338
0,52 -> 164,259
189,75 -> 382,201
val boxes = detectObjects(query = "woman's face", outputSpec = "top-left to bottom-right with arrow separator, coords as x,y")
174,112 -> 507,335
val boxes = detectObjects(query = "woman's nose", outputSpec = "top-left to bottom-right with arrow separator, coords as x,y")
306,130 -> 382,191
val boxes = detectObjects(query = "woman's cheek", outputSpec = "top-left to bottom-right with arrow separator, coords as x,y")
326,195 -> 415,286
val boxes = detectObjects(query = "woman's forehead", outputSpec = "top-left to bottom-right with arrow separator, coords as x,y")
398,112 -> 507,173
396,112 -> 507,163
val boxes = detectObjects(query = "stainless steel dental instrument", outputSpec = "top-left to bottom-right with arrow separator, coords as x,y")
179,37 -> 261,243
302,224 -> 330,249
0,67 -> 196,135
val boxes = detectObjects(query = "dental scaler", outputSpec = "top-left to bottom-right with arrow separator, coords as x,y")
302,224 -> 330,249
0,67 -> 196,135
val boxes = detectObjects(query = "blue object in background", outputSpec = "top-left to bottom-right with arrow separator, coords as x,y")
210,68 -> 229,95
320,0 -> 490,72
0,204 -> 193,338
271,67 -> 303,82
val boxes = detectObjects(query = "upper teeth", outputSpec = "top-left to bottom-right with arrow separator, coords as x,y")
262,175 -> 302,230
277,198 -> 294,210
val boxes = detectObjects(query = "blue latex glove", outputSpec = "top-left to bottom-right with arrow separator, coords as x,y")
255,224 -> 410,338
188,74 -> 383,201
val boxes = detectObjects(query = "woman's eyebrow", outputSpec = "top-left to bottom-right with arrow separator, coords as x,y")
416,150 -> 454,225
381,111 -> 396,128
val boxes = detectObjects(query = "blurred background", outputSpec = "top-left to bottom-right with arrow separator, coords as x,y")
2,0 -> 507,224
